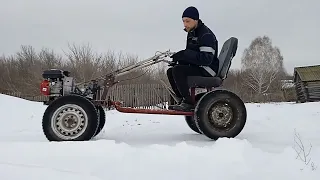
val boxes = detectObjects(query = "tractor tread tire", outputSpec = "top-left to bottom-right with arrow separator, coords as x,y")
194,89 -> 247,140
42,94 -> 99,141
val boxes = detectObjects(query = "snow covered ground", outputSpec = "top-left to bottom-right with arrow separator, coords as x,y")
0,93 -> 320,179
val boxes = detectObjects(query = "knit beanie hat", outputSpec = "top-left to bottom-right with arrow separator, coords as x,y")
182,6 -> 199,20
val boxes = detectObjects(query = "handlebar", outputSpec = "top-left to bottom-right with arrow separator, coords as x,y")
152,50 -> 176,63
75,49 -> 177,86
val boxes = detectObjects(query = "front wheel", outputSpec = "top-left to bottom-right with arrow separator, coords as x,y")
42,94 -> 99,141
194,89 -> 247,140
93,105 -> 106,137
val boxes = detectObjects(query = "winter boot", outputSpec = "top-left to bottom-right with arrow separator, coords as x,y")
168,98 -> 182,110
168,98 -> 194,112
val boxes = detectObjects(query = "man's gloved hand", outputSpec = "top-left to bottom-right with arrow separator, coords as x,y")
168,50 -> 185,67
168,60 -> 177,66
170,50 -> 185,61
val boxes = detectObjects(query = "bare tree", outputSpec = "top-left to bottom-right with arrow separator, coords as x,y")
63,43 -> 105,82
0,44 -> 161,97
38,48 -> 64,69
241,36 -> 284,99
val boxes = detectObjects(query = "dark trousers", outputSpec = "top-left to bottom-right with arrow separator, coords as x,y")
166,65 -> 212,104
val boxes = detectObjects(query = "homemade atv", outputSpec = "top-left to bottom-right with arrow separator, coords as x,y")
40,37 -> 247,141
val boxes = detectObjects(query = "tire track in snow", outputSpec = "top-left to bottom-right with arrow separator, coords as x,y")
0,161 -> 102,180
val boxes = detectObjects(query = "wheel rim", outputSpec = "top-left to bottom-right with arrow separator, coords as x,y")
51,104 -> 88,140
208,102 -> 234,129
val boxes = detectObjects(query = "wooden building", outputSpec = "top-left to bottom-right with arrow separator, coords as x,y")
293,65 -> 320,102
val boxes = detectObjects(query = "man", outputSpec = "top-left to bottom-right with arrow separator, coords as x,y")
167,6 -> 219,112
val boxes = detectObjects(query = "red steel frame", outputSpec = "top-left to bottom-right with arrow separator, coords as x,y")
111,101 -> 194,116
104,86 -> 213,116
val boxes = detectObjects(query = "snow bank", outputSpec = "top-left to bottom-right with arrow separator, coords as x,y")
0,139 -> 319,180
0,94 -> 320,179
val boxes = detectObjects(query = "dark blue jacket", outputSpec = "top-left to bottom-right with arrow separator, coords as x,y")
180,19 -> 219,75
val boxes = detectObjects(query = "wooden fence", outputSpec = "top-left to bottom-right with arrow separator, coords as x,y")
108,83 -> 171,108
1,83 -> 172,108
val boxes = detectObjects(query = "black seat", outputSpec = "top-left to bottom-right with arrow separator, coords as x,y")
187,37 -> 238,88
188,76 -> 222,88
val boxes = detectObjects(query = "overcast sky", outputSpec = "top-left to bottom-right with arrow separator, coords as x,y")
0,0 -> 319,74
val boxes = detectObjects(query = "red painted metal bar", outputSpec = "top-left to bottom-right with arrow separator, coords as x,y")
112,101 -> 193,116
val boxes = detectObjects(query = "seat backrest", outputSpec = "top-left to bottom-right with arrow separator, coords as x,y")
217,37 -> 238,79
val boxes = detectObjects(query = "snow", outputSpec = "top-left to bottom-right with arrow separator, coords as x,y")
0,93 -> 320,179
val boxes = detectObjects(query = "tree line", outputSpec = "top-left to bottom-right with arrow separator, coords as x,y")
0,35 -> 296,103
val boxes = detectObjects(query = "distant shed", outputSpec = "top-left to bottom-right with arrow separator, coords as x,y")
293,65 -> 320,102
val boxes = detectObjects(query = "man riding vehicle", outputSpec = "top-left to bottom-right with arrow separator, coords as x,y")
167,6 -> 219,112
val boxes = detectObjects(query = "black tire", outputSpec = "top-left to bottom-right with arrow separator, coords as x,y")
42,94 -> 99,141
194,89 -> 247,140
93,105 -> 106,137
184,116 -> 202,134
184,92 -> 205,134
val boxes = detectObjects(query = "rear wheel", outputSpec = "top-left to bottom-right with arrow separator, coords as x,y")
42,94 -> 99,141
194,89 -> 247,140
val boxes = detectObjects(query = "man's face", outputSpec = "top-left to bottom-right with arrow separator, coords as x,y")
183,17 -> 197,32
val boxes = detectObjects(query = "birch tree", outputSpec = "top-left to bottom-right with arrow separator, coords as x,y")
241,36 -> 284,95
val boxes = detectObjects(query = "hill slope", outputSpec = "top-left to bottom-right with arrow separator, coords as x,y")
0,94 -> 319,179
